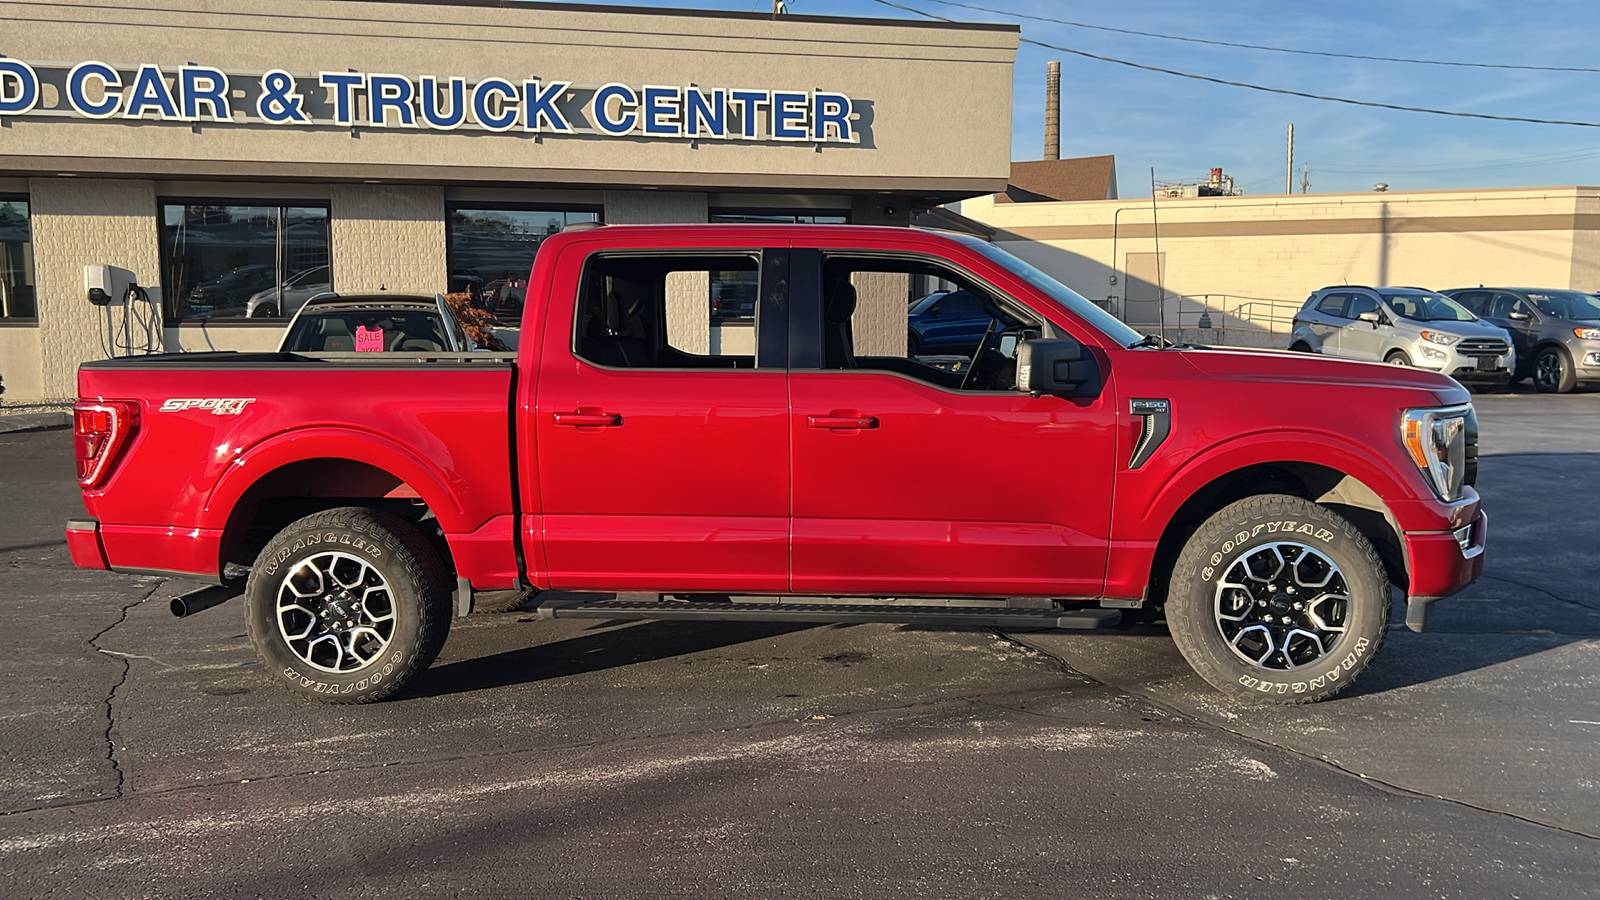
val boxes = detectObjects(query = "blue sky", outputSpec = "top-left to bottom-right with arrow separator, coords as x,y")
555,0 -> 1600,194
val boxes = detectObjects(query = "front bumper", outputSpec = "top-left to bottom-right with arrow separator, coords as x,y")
1402,508 -> 1487,632
1414,344 -> 1513,383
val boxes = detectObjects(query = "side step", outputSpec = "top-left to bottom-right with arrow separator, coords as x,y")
537,598 -> 1119,630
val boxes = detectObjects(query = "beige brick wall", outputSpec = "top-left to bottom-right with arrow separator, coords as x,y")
0,327 -> 44,400
964,187 -> 1597,344
850,272 -> 908,357
330,185 -> 446,294
29,178 -> 161,398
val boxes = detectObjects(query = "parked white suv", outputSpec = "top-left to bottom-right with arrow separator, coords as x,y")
1289,286 -> 1514,390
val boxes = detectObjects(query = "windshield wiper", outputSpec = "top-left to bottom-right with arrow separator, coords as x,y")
1128,333 -> 1170,349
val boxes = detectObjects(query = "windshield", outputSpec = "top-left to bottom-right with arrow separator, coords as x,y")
1379,290 -> 1476,323
1526,290 -> 1600,320
958,237 -> 1144,346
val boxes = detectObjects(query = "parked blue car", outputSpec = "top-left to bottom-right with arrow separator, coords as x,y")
907,290 -> 999,356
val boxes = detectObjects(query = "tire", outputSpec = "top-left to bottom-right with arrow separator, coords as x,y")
1166,494 -> 1390,705
1385,350 -> 1411,366
908,331 -> 922,357
245,507 -> 451,703
1289,342 -> 1312,353
1533,345 -> 1577,394
252,304 -> 279,318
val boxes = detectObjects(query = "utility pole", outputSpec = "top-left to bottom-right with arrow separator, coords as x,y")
1300,165 -> 1311,195
1286,123 -> 1294,195
773,0 -> 787,13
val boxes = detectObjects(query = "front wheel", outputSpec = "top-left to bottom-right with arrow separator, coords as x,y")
1166,495 -> 1390,704
245,507 -> 451,703
1385,350 -> 1411,366
1533,346 -> 1577,393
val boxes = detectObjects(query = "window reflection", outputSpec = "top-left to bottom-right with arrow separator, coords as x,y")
447,207 -> 600,321
0,198 -> 36,319
160,203 -> 331,322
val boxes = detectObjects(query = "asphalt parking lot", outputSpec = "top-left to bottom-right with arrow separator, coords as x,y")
1,388 -> 1597,898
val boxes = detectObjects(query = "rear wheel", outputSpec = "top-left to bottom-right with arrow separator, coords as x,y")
1533,345 -> 1577,393
252,303 -> 279,318
1166,494 -> 1390,704
908,331 -> 922,357
1289,342 -> 1312,353
245,507 -> 451,703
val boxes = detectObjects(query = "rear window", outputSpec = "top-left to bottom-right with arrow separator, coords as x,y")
283,310 -> 450,352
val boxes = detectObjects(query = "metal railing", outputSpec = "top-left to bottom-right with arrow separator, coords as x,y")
1115,293 -> 1305,349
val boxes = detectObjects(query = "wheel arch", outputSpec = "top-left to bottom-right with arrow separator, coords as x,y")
207,429 -> 469,573
1144,460 -> 1409,610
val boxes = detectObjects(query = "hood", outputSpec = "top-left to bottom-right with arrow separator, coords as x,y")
1178,347 -> 1469,405
1403,318 -> 1509,340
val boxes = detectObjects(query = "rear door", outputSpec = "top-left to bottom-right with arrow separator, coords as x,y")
786,242 -> 1118,598
532,242 -> 791,592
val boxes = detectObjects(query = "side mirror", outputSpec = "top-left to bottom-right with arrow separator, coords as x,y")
1357,310 -> 1381,324
1508,310 -> 1531,321
1016,337 -> 1099,396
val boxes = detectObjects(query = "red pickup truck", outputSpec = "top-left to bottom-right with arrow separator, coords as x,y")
67,225 -> 1486,705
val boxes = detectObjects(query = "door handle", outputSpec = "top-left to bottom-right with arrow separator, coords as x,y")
553,411 -> 622,427
807,414 -> 879,430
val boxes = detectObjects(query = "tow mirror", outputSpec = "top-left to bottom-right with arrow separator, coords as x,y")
1357,310 -> 1381,324
1016,337 -> 1099,396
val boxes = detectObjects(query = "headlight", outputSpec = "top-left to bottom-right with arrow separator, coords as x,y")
1420,330 -> 1459,346
1419,345 -> 1446,360
1401,406 -> 1471,502
1576,327 -> 1600,340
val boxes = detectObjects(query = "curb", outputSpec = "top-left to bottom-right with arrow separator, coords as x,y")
0,411 -> 72,433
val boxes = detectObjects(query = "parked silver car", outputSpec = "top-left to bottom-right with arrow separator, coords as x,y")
1444,287 -> 1600,393
1289,286 -> 1514,390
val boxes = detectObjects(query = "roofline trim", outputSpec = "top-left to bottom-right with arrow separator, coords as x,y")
342,0 -> 1020,33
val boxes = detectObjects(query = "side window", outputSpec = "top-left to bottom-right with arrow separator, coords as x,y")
1490,292 -> 1525,318
1315,293 -> 1349,318
573,253 -> 762,369
1452,290 -> 1491,315
822,255 -> 1041,392
1346,294 -> 1380,320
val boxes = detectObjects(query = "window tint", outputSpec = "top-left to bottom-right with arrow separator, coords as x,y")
1451,290 -> 1492,315
821,255 -> 1041,392
160,202 -> 330,323
1489,292 -> 1525,318
1380,290 -> 1475,322
448,207 -> 599,322
283,309 -> 450,353
1315,293 -> 1348,317
574,253 -> 762,369
707,211 -> 847,323
0,197 -> 35,319
1346,294 -> 1379,319
1525,290 -> 1600,320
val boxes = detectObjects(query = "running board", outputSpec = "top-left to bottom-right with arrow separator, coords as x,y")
537,598 -> 1120,630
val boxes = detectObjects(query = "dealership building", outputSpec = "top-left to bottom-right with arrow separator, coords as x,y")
0,0 -> 1019,400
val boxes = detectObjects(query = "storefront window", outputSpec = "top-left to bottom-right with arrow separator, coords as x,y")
447,207 -> 600,321
707,210 -> 847,321
160,203 -> 331,322
0,198 -> 36,320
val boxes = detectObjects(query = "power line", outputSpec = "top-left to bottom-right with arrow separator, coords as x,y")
905,0 -> 1600,74
870,0 -> 1600,128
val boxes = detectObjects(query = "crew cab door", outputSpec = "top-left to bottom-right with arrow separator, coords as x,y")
786,244 -> 1117,597
532,244 -> 790,591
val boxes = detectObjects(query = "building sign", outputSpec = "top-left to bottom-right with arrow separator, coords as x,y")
0,57 -> 859,143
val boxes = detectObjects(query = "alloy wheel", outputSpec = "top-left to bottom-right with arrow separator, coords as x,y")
275,551 -> 397,673
1213,542 -> 1349,670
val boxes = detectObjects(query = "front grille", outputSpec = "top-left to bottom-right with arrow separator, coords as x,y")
1457,338 -> 1509,358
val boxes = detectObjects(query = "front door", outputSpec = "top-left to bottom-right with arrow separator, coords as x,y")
533,246 -> 790,592
1339,292 -> 1385,360
788,249 -> 1118,598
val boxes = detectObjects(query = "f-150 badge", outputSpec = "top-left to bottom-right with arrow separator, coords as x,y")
159,398 -> 256,415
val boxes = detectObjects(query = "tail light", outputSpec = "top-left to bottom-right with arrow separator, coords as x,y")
75,400 -> 140,489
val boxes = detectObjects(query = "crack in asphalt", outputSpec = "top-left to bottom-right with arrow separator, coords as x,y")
1479,572 -> 1600,613
85,581 -> 164,802
1001,632 -> 1600,844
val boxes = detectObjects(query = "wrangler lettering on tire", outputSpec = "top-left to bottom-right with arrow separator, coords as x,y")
246,507 -> 450,704
1167,494 -> 1389,705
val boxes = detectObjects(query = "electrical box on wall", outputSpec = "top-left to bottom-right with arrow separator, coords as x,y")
84,264 -> 137,306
